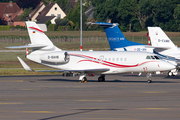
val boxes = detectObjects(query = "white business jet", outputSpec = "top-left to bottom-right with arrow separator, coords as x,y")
148,27 -> 180,76
7,21 -> 175,83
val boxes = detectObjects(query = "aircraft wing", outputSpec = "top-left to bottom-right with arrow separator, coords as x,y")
6,44 -> 47,49
17,57 -> 110,73
90,22 -> 118,27
145,46 -> 171,49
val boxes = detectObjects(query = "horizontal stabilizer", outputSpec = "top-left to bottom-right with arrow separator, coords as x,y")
6,44 -> 47,49
91,22 -> 118,27
145,46 -> 171,49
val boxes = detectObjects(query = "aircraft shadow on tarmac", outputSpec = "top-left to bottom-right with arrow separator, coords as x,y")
38,78 -> 177,83
1,74 -> 177,83
39,108 -> 123,120
165,76 -> 180,79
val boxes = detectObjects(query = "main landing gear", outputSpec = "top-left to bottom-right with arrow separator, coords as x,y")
146,73 -> 152,83
79,74 -> 105,83
168,69 -> 178,77
98,74 -> 105,82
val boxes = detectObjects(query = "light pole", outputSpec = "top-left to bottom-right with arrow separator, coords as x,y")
80,0 -> 82,51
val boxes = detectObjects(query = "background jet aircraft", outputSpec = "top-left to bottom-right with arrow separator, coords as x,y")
7,22 -> 175,83
148,27 -> 180,76
91,22 -> 178,76
91,22 -> 154,52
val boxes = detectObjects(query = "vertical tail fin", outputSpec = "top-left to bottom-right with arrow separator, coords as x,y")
148,27 -> 176,48
26,21 -> 60,51
92,22 -> 144,50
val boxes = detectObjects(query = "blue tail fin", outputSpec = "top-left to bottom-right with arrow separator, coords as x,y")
92,22 -> 144,50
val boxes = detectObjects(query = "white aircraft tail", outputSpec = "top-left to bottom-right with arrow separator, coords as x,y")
148,27 -> 176,48
26,21 -> 61,51
7,22 -> 61,51
148,27 -> 180,58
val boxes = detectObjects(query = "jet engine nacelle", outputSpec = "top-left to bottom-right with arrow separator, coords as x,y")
40,51 -> 70,64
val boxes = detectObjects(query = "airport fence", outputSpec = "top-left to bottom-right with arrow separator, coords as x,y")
0,36 -> 151,44
1,35 -> 180,45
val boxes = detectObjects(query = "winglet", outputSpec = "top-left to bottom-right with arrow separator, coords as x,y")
17,56 -> 34,71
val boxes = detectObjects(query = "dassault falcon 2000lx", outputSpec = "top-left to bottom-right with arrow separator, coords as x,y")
7,21 -> 175,83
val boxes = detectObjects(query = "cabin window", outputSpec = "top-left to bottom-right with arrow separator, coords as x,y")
120,58 -> 123,61
116,58 -> 119,61
146,56 -> 151,59
108,58 -> 111,61
105,58 -> 107,61
124,58 -> 127,61
112,58 -> 115,61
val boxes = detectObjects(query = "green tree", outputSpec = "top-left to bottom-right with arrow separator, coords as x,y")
173,4 -> 180,31
18,7 -> 32,21
56,0 -> 68,11
64,0 -> 74,14
0,0 -> 15,2
15,0 -> 41,9
65,1 -> 88,30
117,0 -> 139,31
92,0 -> 180,31
138,0 -> 153,29
45,20 -> 51,28
55,18 -> 69,26
151,0 -> 174,30
41,0 -> 49,5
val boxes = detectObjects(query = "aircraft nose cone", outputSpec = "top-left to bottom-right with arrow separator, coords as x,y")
162,62 -> 176,71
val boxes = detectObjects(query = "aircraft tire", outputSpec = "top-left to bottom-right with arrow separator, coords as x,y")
168,71 -> 172,76
148,80 -> 152,83
98,77 -> 105,82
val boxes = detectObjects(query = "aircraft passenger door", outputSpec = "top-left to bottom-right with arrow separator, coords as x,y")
99,55 -> 104,64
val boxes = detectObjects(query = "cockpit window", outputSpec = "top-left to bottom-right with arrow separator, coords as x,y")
146,56 -> 151,59
151,56 -> 155,59
154,56 -> 160,59
146,55 -> 161,60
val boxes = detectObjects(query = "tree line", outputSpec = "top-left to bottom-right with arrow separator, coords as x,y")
92,0 -> 180,32
1,0 -> 180,32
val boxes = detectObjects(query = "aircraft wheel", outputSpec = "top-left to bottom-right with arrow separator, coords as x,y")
83,77 -> 87,83
98,77 -> 105,82
168,71 -> 172,76
148,80 -> 152,83
79,77 -> 87,83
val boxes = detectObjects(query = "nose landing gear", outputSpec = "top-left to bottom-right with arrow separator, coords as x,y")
146,73 -> 152,83
79,74 -> 87,83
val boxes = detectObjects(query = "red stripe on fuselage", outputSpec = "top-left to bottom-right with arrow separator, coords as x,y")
29,27 -> 44,33
69,53 -> 157,68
